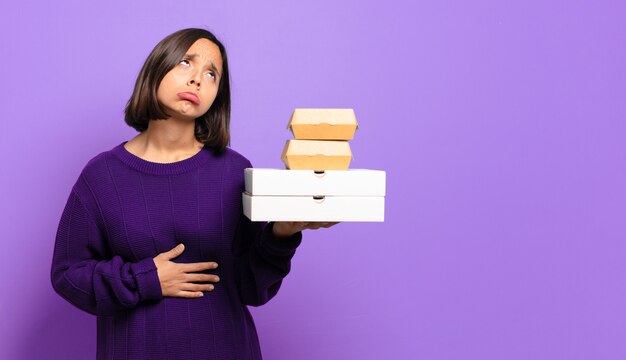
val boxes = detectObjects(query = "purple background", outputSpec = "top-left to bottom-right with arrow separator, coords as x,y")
1,1 -> 625,359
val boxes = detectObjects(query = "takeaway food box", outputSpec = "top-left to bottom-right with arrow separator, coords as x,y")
243,108 -> 386,222
281,140 -> 352,171
287,108 -> 358,140
281,108 -> 357,171
242,169 -> 386,222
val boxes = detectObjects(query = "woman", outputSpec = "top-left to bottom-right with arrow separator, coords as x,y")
51,28 -> 336,359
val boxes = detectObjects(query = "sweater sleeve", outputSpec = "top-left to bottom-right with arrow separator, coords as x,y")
232,212 -> 303,307
50,188 -> 163,316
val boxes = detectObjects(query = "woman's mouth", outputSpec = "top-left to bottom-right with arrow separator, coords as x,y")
177,92 -> 200,105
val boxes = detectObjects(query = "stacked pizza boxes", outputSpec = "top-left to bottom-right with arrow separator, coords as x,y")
242,108 -> 386,222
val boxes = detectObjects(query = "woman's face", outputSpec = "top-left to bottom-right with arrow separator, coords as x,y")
157,38 -> 223,121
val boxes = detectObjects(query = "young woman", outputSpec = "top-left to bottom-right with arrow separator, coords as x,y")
51,28 -> 336,360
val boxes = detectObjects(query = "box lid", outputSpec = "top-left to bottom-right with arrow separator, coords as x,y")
287,108 -> 358,140
244,168 -> 386,196
280,140 -> 352,170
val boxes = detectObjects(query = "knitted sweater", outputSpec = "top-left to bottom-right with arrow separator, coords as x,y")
51,141 -> 302,360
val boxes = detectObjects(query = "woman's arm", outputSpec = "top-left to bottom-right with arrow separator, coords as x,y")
50,189 -> 163,316
231,156 -> 339,306
232,214 -> 303,306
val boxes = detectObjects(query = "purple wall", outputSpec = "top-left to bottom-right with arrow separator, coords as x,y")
1,1 -> 625,359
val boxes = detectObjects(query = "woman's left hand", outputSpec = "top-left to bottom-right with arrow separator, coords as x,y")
272,222 -> 339,238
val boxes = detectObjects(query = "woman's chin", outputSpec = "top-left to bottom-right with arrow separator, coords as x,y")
163,109 -> 201,122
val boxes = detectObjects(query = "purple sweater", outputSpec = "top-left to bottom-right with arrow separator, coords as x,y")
51,141 -> 302,360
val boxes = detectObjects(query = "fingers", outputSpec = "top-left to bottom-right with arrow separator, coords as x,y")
301,222 -> 340,230
157,253 -> 220,298
174,291 -> 205,298
163,273 -> 219,299
180,283 -> 215,292
179,261 -> 219,273
186,273 -> 220,283
160,243 -> 185,260
171,282 -> 217,298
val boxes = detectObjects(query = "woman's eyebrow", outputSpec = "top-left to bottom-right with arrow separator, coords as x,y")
184,53 -> 221,76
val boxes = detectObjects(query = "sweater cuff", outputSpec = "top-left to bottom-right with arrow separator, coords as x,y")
260,222 -> 303,256
130,257 -> 163,302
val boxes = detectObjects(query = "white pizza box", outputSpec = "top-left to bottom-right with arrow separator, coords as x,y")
242,193 -> 385,222
245,168 -> 386,196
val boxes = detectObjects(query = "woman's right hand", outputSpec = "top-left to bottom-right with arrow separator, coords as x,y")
153,244 -> 219,298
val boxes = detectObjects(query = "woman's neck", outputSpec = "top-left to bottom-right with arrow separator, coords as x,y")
125,118 -> 204,163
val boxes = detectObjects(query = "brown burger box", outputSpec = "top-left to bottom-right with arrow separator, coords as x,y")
280,139 -> 352,171
287,108 -> 358,140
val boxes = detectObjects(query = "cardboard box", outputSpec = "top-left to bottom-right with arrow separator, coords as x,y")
245,168 -> 386,196
287,108 -> 358,140
242,193 -> 384,222
281,140 -> 352,170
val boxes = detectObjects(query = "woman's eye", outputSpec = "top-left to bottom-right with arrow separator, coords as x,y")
179,59 -> 190,66
205,72 -> 215,79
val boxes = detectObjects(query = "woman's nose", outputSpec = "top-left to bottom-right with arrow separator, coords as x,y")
188,75 -> 201,88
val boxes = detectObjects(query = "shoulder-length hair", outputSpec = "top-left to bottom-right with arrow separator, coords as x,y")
124,28 -> 231,152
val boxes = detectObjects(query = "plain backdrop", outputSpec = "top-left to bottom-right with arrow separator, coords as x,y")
1,1 -> 625,359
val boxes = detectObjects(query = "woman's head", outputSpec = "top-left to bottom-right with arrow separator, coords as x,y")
124,28 -> 231,151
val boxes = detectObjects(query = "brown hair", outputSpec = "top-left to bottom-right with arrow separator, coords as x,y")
124,28 -> 231,152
